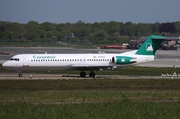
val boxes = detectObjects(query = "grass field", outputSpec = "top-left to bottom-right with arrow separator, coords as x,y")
1,65 -> 180,118
0,79 -> 180,119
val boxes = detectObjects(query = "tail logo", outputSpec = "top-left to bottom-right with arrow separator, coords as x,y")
146,43 -> 154,51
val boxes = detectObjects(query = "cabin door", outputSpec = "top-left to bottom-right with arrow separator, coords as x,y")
23,55 -> 29,67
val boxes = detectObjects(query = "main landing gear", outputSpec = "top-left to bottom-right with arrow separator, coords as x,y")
80,71 -> 96,78
89,72 -> 96,78
80,71 -> 86,77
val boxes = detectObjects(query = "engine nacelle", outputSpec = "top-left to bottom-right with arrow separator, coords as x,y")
112,56 -> 137,64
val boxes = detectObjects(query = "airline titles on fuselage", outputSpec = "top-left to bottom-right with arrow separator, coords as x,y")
30,55 -> 110,62
33,55 -> 56,59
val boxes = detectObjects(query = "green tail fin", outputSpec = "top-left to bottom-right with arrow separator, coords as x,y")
135,35 -> 165,55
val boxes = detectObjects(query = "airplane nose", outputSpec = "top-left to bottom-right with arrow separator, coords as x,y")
2,62 -> 6,67
2,61 -> 9,67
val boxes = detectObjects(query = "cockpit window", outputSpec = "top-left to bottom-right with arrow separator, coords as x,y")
14,58 -> 19,61
10,58 -> 14,61
9,58 -> 20,61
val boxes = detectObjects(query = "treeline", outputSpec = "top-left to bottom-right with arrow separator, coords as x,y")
0,20 -> 180,44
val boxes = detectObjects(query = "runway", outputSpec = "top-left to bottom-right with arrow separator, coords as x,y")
0,73 -> 179,80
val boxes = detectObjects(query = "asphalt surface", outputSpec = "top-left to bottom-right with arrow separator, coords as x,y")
0,73 -> 180,80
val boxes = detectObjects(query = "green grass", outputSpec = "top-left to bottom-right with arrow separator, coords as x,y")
1,65 -> 180,118
0,79 -> 180,118
1,102 -> 180,119
1,79 -> 180,103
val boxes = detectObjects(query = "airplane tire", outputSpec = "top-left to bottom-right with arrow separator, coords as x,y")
80,72 -> 86,77
89,72 -> 96,78
19,73 -> 22,77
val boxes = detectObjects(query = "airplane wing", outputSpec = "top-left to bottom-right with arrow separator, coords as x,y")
70,64 -> 112,70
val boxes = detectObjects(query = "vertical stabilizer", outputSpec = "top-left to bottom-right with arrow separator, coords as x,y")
135,35 -> 165,55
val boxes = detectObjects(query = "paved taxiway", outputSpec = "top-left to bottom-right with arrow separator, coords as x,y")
1,73 -> 179,80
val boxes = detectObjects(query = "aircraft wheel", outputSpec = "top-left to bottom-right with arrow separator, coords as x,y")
19,73 -> 22,77
89,72 -> 96,78
80,72 -> 86,77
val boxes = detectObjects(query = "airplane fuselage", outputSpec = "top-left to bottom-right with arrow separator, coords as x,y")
3,53 -> 154,71
3,35 -> 169,77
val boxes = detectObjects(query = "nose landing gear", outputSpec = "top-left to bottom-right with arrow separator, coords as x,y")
18,73 -> 22,77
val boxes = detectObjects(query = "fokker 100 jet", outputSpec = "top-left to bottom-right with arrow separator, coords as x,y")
2,35 -> 173,78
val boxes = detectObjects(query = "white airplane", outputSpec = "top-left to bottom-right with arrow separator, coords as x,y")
2,35 -> 167,78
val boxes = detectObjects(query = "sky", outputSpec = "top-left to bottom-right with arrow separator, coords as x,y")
0,0 -> 180,24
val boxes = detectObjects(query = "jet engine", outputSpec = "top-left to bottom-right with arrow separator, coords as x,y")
112,56 -> 137,65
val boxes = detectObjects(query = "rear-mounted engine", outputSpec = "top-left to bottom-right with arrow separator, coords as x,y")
112,56 -> 137,64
